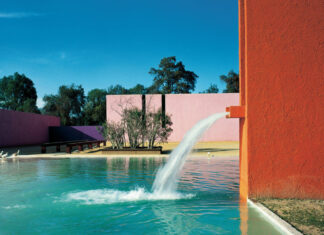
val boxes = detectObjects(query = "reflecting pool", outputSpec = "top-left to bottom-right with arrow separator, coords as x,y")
0,157 -> 282,234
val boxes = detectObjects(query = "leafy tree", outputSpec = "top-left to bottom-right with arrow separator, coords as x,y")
84,89 -> 108,125
107,84 -> 147,95
107,85 -> 128,94
43,84 -> 85,125
42,95 -> 57,116
0,72 -> 40,113
201,84 -> 219,93
146,83 -> 160,94
149,56 -> 198,94
127,84 -> 146,94
221,70 -> 239,93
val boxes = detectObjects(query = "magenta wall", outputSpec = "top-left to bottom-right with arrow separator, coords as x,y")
0,109 -> 60,147
106,93 -> 239,142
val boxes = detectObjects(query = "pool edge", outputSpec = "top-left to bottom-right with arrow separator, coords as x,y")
247,199 -> 303,235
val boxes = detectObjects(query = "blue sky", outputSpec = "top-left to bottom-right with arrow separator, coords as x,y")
0,0 -> 238,107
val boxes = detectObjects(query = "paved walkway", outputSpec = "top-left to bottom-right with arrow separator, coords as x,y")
0,141 -> 239,158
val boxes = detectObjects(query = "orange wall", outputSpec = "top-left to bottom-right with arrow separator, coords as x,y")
239,0 -> 324,199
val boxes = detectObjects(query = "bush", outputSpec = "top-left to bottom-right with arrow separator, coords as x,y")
98,107 -> 173,149
146,109 -> 173,149
122,108 -> 144,148
97,121 -> 125,149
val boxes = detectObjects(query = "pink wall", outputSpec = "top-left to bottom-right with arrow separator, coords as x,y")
0,109 -> 60,147
106,93 -> 239,142
106,95 -> 142,121
167,94 -> 239,141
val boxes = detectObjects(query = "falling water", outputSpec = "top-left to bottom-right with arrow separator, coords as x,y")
152,112 -> 228,194
65,112 -> 228,204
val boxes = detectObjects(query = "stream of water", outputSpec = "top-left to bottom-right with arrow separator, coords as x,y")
65,112 -> 229,203
152,112 -> 228,194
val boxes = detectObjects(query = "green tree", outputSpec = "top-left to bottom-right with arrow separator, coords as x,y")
84,89 -> 108,125
107,84 -> 147,95
201,84 -> 219,93
43,84 -> 85,125
149,56 -> 198,94
221,70 -> 239,93
107,85 -> 128,94
127,84 -> 146,94
0,72 -> 40,113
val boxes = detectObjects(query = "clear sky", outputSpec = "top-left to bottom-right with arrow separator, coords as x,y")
0,0 -> 238,108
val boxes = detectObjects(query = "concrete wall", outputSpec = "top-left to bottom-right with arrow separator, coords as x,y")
106,93 -> 239,142
0,109 -> 60,147
49,126 -> 104,142
237,0 -> 324,199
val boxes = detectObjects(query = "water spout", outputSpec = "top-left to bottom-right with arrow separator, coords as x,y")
152,112 -> 229,194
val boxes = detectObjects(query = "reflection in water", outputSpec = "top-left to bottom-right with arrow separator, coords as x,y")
240,199 -> 248,235
151,201 -> 229,234
0,157 -> 282,234
152,202 -> 200,234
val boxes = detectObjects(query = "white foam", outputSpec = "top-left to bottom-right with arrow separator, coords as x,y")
64,113 -> 227,205
65,188 -> 194,205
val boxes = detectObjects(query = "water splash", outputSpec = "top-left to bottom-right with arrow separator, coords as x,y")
65,112 -> 228,204
152,112 -> 228,194
65,188 -> 194,204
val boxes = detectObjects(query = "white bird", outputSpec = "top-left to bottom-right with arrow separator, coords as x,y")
0,151 -> 3,156
1,152 -> 8,159
11,149 -> 20,157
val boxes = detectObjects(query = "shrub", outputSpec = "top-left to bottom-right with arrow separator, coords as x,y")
99,107 -> 173,149
121,108 -> 144,148
146,109 -> 173,149
97,121 -> 125,149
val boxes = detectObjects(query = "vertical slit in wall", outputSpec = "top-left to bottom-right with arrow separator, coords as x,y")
142,94 -> 146,125
141,94 -> 146,147
162,94 -> 166,128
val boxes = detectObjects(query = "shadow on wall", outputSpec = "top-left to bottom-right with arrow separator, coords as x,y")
49,126 -> 104,142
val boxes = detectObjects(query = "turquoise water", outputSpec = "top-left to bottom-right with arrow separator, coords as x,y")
0,157 -> 281,234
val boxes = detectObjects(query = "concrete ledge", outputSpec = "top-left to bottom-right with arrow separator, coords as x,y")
248,199 -> 303,235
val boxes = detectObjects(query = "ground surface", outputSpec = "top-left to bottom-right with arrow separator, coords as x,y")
257,198 -> 324,235
0,141 -> 239,157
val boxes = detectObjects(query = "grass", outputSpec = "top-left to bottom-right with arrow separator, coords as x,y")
256,198 -> 324,235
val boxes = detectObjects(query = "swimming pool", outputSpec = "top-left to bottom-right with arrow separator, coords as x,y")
0,157 -> 281,234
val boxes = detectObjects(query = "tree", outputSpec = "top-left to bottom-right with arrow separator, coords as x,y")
221,70 -> 239,93
107,85 -> 128,95
0,72 -> 40,113
127,84 -> 146,94
43,84 -> 85,125
83,89 -> 108,125
149,56 -> 198,94
201,84 -> 219,93
107,84 -> 147,95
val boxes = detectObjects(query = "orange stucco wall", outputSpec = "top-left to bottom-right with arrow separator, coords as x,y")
238,0 -> 324,199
